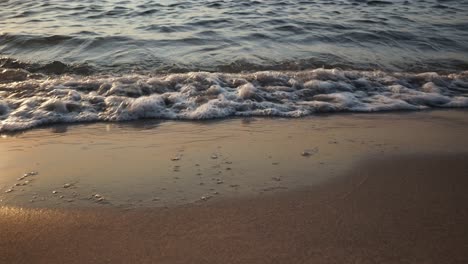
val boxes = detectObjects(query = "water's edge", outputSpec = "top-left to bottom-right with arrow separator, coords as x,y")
1,66 -> 468,132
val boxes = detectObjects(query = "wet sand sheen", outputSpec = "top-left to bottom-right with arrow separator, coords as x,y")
1,110 -> 468,208
1,153 -> 468,263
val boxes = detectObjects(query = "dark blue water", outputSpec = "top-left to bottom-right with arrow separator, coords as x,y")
1,0 -> 468,73
1,0 -> 468,132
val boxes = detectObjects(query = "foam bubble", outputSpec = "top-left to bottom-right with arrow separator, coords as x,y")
237,83 -> 257,99
0,69 -> 467,132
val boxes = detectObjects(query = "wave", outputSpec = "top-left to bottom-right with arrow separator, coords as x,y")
1,67 -> 467,132
2,0 -> 468,76
0,57 -> 94,75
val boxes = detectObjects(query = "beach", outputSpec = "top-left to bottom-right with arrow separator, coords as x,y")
2,0 -> 468,262
1,110 -> 468,263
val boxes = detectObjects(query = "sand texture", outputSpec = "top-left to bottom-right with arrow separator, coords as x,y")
1,110 -> 468,263
2,153 -> 468,264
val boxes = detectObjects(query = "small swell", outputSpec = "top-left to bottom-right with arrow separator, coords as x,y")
0,57 -> 94,75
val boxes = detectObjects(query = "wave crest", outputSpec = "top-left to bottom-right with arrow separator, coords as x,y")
1,68 -> 467,132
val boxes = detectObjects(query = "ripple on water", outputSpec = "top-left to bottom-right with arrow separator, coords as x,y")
0,0 -> 467,72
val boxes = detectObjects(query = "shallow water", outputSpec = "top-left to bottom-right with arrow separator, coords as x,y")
1,0 -> 467,72
1,0 -> 468,131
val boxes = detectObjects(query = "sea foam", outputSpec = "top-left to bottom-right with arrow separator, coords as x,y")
1,68 -> 467,132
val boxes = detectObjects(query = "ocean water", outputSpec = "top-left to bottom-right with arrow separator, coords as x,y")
1,0 -> 468,131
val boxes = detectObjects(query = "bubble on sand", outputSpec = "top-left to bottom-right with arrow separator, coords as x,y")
91,194 -> 106,203
22,172 -> 38,178
211,154 -> 218,159
301,147 -> 319,157
200,195 -> 212,201
18,171 -> 37,181
52,190 -> 58,194
63,183 -> 72,188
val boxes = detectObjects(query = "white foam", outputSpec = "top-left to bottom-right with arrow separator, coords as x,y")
237,83 -> 257,99
0,68 -> 467,132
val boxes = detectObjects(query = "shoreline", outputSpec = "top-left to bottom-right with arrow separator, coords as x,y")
1,110 -> 468,263
1,109 -> 468,208
2,108 -> 467,136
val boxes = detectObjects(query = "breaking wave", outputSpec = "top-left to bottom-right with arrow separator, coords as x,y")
1,67 -> 468,132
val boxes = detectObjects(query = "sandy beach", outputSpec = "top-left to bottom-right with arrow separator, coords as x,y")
1,110 -> 468,263
2,0 -> 468,262
1,153 -> 468,264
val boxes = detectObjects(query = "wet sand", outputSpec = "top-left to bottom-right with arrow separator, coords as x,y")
1,110 -> 468,263
1,153 -> 468,263
1,110 -> 468,208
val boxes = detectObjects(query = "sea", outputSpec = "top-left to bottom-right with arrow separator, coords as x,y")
1,0 -> 468,132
